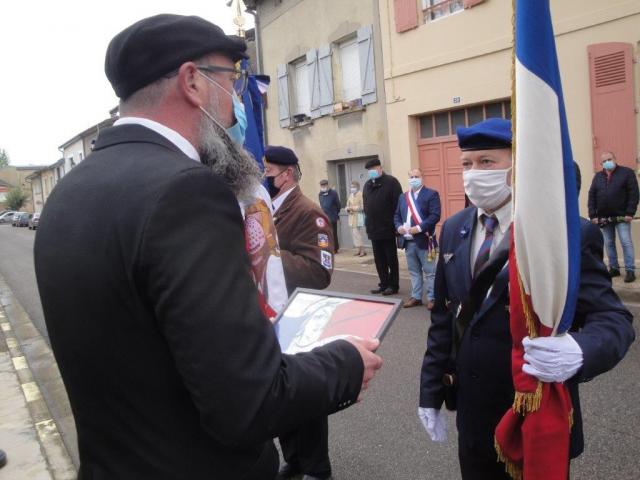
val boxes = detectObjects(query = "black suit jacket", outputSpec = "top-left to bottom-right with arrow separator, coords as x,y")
34,125 -> 363,479
419,207 -> 635,460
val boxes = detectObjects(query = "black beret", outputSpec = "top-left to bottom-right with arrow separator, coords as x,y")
105,14 -> 248,99
365,158 -> 381,169
456,118 -> 512,151
264,146 -> 299,166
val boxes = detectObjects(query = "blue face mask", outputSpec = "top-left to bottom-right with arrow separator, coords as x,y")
408,178 -> 422,190
368,169 -> 380,180
198,71 -> 248,145
603,160 -> 615,171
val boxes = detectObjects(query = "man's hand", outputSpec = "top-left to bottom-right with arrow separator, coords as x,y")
418,407 -> 447,442
590,218 -> 599,225
344,337 -> 383,400
409,226 -> 420,235
522,334 -> 583,383
398,226 -> 407,235
624,215 -> 633,223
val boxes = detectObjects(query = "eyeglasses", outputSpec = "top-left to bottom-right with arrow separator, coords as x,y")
196,64 -> 249,96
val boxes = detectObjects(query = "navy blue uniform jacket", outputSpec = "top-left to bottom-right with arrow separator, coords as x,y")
319,189 -> 341,223
420,206 -> 635,459
393,187 -> 441,251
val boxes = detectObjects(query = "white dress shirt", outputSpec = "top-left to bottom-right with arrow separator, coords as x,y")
114,117 -> 200,162
470,201 -> 512,273
272,185 -> 296,213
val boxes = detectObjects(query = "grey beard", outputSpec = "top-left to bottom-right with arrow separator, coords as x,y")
198,114 -> 262,205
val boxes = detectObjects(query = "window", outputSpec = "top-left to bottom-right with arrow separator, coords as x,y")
339,38 -> 360,102
68,156 -> 75,169
292,58 -> 310,117
418,100 -> 511,139
78,151 -> 84,163
423,0 -> 463,23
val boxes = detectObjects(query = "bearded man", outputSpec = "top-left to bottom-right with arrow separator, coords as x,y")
34,14 -> 383,480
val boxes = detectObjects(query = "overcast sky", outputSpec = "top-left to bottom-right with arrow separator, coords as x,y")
0,1 -> 253,166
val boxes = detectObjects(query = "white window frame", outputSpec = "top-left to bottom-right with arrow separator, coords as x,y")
338,37 -> 361,102
422,0 -> 463,23
291,57 -> 311,117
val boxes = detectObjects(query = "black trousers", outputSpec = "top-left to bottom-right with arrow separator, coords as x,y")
371,238 -> 399,290
458,437 -> 511,480
331,221 -> 339,252
279,416 -> 331,477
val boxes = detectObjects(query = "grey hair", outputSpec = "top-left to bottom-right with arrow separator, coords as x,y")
118,76 -> 174,115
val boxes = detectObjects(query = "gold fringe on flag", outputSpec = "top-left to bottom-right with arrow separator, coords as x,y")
513,381 -> 543,414
495,437 -> 523,480
569,408 -> 574,429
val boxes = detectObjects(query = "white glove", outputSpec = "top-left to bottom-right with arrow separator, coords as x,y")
418,407 -> 447,442
522,334 -> 583,383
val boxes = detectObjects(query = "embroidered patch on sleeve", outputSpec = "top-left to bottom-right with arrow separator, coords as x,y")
321,250 -> 333,270
318,233 -> 329,248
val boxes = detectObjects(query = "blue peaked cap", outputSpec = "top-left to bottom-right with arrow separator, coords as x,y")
456,118 -> 512,151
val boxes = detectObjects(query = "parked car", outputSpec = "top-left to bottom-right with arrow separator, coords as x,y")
0,211 -> 16,224
28,213 -> 40,230
16,212 -> 31,227
11,212 -> 22,226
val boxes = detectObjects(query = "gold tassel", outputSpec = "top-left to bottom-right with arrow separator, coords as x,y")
495,437 -> 523,480
513,381 -> 543,414
569,408 -> 574,429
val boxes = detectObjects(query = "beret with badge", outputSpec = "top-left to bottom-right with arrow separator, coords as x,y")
456,118 -> 512,151
105,14 -> 247,99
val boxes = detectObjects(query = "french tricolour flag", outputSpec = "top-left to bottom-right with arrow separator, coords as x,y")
494,1 -> 581,479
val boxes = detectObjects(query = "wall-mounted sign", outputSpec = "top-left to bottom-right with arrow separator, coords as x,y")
453,97 -> 461,104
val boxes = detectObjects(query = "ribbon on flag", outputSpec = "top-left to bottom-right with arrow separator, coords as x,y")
494,1 -> 581,479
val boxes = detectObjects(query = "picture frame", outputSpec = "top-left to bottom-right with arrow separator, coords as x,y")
274,288 -> 402,354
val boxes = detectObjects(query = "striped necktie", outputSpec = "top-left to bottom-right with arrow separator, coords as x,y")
473,215 -> 498,277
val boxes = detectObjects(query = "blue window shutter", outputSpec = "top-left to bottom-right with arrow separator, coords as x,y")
318,44 -> 334,116
307,49 -> 321,119
277,63 -> 291,128
358,25 -> 377,105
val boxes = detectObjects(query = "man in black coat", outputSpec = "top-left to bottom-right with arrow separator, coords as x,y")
362,158 -> 403,295
419,120 -> 635,479
33,15 -> 382,480
318,179 -> 341,253
588,150 -> 639,282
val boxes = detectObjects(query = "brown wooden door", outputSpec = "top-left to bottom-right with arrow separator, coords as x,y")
588,42 -> 637,171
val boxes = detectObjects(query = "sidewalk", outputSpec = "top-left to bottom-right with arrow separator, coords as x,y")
0,278 -> 75,480
334,247 -> 640,307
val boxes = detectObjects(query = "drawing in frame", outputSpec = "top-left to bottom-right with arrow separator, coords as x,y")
274,288 -> 402,354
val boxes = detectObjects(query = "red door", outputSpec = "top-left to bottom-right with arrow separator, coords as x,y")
588,42 -> 637,171
418,136 -> 464,234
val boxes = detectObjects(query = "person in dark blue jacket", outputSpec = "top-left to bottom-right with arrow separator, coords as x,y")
394,168 -> 441,309
318,179 -> 341,253
587,151 -> 639,283
418,119 -> 635,480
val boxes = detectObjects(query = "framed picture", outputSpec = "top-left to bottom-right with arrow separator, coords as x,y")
274,288 -> 402,354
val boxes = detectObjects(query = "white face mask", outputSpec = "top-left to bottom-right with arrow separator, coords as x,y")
462,168 -> 512,212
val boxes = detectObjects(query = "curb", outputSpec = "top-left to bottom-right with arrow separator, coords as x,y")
0,276 -> 76,480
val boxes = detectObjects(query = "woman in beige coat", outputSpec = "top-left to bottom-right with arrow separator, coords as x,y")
346,181 -> 366,256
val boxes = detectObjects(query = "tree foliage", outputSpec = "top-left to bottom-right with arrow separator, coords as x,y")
5,187 -> 27,211
0,149 -> 9,168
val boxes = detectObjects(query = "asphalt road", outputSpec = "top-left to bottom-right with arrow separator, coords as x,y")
0,224 -> 638,479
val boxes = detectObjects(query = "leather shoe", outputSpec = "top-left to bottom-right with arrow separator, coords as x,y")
302,476 -> 333,480
382,287 -> 398,296
275,463 -> 301,480
624,270 -> 636,283
370,287 -> 386,294
403,297 -> 422,308
609,267 -> 621,278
